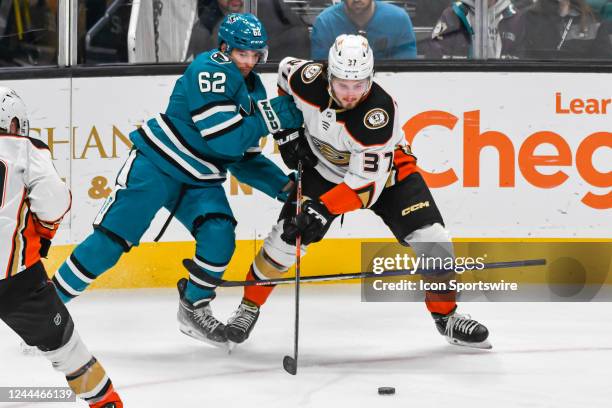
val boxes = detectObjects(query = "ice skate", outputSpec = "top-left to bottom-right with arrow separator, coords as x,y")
432,306 -> 492,349
177,278 -> 227,348
226,299 -> 260,347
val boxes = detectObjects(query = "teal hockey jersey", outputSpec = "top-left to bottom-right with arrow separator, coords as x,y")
130,50 -> 287,198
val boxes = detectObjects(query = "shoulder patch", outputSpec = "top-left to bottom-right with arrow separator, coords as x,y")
363,108 -> 390,130
301,63 -> 323,84
210,51 -> 232,64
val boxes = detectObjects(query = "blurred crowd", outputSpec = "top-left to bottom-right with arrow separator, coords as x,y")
1,0 -> 611,67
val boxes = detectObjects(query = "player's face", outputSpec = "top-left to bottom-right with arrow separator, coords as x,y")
331,78 -> 369,109
230,49 -> 260,77
344,0 -> 373,15
218,0 -> 244,14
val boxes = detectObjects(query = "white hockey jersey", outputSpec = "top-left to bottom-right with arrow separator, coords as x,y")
0,135 -> 70,280
278,57 -> 415,212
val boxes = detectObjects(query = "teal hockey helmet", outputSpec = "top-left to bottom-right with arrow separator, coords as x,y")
218,13 -> 268,63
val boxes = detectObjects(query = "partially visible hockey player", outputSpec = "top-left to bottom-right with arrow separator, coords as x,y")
51,14 -> 303,347
225,35 -> 491,349
0,87 -> 122,408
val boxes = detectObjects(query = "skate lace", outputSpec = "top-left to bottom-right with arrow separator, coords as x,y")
446,313 -> 479,338
193,307 -> 221,332
228,303 -> 258,331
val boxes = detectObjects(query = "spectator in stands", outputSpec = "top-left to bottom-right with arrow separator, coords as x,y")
310,0 -> 417,59
518,0 -> 612,59
188,0 -> 310,60
425,0 -> 524,59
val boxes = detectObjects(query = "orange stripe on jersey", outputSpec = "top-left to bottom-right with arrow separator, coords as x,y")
394,146 -> 417,182
5,189 -> 27,279
320,182 -> 364,215
33,215 -> 60,240
22,212 -> 42,269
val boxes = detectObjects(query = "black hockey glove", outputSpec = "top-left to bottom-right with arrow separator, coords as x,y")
281,199 -> 335,246
273,128 -> 318,170
39,238 -> 52,258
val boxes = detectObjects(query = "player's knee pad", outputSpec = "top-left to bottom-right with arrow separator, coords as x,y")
193,214 -> 236,263
255,221 -> 307,279
404,223 -> 454,273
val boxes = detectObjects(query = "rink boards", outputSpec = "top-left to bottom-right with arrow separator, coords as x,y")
2,72 -> 610,287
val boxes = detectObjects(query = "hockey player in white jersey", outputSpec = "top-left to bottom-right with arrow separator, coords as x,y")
224,35 -> 491,349
0,88 -> 122,408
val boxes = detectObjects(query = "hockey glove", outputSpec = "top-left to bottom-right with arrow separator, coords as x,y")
274,128 -> 318,170
281,199 -> 334,246
256,95 -> 304,134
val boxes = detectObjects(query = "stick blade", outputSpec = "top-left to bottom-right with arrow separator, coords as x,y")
283,355 -> 297,375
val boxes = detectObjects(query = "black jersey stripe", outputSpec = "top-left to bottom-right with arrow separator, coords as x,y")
137,127 -> 226,183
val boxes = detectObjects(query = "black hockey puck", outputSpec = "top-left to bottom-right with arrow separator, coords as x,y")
378,387 -> 395,395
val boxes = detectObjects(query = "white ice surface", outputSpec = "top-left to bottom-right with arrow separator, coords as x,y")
1,285 -> 611,408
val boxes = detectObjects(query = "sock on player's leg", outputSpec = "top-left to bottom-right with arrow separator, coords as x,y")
52,230 -> 124,303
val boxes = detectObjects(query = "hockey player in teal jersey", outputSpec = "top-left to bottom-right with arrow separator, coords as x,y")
51,13 -> 303,347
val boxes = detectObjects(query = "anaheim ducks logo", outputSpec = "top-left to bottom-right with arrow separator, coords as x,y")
311,137 -> 350,166
364,108 -> 389,130
301,63 -> 323,84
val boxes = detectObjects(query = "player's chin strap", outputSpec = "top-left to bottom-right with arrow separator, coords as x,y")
154,184 -> 188,242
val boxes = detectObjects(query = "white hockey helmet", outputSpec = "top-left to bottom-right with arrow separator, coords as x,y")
0,87 -> 29,136
327,34 -> 374,84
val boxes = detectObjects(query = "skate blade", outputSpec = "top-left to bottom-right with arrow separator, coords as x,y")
227,341 -> 237,354
446,337 -> 493,349
179,326 -> 228,349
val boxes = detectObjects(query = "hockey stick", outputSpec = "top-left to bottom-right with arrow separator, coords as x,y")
283,160 -> 303,375
182,258 -> 547,288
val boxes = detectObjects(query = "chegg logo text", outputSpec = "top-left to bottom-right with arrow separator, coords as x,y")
403,110 -> 611,210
